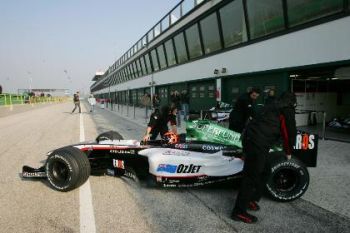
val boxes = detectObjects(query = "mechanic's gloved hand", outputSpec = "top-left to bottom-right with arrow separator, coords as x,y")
286,154 -> 292,160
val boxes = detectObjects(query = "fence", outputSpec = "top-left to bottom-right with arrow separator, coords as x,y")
0,94 -> 69,106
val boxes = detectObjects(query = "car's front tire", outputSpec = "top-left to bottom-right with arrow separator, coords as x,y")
96,130 -> 123,142
266,157 -> 309,202
45,146 -> 90,192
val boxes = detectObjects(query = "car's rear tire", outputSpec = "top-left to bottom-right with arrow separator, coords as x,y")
96,130 -> 123,142
45,146 -> 91,192
266,157 -> 309,202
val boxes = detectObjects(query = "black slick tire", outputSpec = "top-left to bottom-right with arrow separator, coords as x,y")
266,157 -> 309,202
45,146 -> 91,192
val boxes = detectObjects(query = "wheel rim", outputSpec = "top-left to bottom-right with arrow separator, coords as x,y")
272,169 -> 298,192
51,160 -> 70,184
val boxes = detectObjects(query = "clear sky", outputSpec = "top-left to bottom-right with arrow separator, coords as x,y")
0,0 -> 179,95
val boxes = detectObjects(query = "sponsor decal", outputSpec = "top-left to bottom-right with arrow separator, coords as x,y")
193,123 -> 241,142
157,164 -> 177,173
22,172 -> 46,177
294,134 -> 315,150
271,161 -> 300,173
177,164 -> 201,173
162,150 -> 190,156
124,170 -> 136,180
113,159 -> 125,169
110,149 -> 135,154
174,144 -> 189,149
201,144 -> 225,151
156,164 -> 202,174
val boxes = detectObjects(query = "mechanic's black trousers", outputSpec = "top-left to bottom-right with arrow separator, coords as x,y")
233,140 -> 269,213
150,128 -> 167,140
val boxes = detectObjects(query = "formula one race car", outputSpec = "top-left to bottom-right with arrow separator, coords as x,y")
22,120 -> 318,202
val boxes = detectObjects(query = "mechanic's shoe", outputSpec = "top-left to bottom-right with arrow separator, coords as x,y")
231,211 -> 258,224
248,201 -> 260,211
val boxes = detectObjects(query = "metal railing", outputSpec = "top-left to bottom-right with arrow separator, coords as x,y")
107,103 -> 150,121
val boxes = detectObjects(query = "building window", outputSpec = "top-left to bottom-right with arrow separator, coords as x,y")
246,0 -> 285,39
196,0 -> 204,5
174,32 -> 188,63
120,70 -> 124,82
287,0 -> 343,27
157,44 -> 167,69
132,62 -> 138,78
185,24 -> 203,59
128,65 -> 134,80
162,16 -> 170,31
124,67 -> 129,81
151,49 -> 159,71
136,59 -> 142,77
171,5 -> 181,25
129,63 -> 134,79
200,12 -> 222,54
154,23 -> 161,37
142,36 -> 147,48
145,53 -> 152,74
140,56 -> 147,75
165,39 -> 177,66
138,40 -> 142,51
182,0 -> 195,16
219,0 -> 247,47
124,69 -> 128,81
148,30 -> 154,42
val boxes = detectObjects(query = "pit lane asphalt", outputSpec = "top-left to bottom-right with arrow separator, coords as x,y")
1,102 -> 349,233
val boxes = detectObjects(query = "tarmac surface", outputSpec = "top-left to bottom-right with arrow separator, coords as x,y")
0,102 -> 349,233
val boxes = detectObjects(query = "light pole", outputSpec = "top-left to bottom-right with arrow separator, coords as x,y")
149,74 -> 156,109
27,71 -> 32,93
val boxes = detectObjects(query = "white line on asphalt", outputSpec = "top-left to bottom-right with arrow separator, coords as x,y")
79,113 -> 96,233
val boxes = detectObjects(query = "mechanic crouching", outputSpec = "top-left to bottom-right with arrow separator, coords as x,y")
231,92 -> 297,224
143,105 -> 178,142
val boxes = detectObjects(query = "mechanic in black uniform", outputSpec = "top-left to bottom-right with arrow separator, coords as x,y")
143,105 -> 178,141
229,87 -> 261,133
231,91 -> 297,224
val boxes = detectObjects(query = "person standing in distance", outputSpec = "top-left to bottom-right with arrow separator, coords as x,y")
231,91 -> 297,223
88,94 -> 96,112
229,88 -> 261,133
71,91 -> 81,113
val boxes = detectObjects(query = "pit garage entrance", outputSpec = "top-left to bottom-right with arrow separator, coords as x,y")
291,65 -> 350,142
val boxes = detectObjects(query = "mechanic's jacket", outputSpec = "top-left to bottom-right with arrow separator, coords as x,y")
147,111 -> 176,133
243,102 -> 297,154
229,93 -> 258,133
